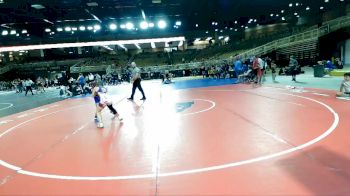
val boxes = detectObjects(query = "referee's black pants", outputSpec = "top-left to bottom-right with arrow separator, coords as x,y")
130,78 -> 146,99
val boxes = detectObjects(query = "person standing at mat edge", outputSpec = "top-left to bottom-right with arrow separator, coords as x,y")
128,62 -> 146,101
24,78 -> 34,96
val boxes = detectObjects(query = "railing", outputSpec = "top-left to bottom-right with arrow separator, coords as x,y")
238,14 -> 350,58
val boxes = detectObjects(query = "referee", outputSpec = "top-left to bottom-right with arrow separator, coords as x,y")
127,62 -> 146,101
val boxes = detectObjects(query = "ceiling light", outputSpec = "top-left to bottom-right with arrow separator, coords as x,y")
282,17 -> 286,21
86,2 -> 98,6
296,3 -> 299,6
234,21 -> 237,24
72,27 -> 78,31
235,29 -> 237,31
270,14 -> 274,17
94,24 -> 101,30
16,34 -> 19,36
157,20 -> 167,29
306,6 -> 310,10
325,0 -> 329,2
109,23 -> 117,30
10,30 -> 16,35
289,3 -> 293,7
57,28 -> 63,32
126,22 -> 134,30
21,29 -> 27,34
149,22 -> 155,28
320,6 -> 324,9
65,27 -> 71,31
31,4 -> 45,9
45,28 -> 51,32
281,10 -> 285,13
140,21 -> 149,29
2,30 -> 8,36
294,12 -> 298,15
87,26 -> 93,30
195,24 -> 199,27
120,24 -> 126,29
79,26 -> 86,31
175,21 -> 182,26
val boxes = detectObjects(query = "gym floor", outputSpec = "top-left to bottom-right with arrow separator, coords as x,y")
0,77 -> 350,195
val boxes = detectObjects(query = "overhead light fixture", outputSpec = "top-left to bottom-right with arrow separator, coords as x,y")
93,24 -> 101,30
120,24 -> 126,29
270,14 -> 274,17
282,17 -> 286,21
296,3 -> 299,6
31,4 -> 45,9
157,20 -> 167,29
10,30 -> 16,35
87,26 -> 93,30
320,6 -> 324,10
45,28 -> 51,32
175,21 -> 182,26
21,29 -> 27,34
325,0 -> 329,2
195,24 -> 199,27
72,27 -> 78,31
16,34 -> 19,37
65,27 -> 71,31
79,26 -> 86,31
141,10 -> 146,20
294,12 -> 298,15
234,21 -> 238,24
109,23 -> 117,30
86,2 -> 98,6
140,21 -> 149,29
2,30 -> 8,36
43,19 -> 53,24
281,10 -> 285,13
289,3 -> 293,7
126,22 -> 134,30
57,28 -> 63,32
235,29 -> 237,31
306,6 -> 310,10
148,22 -> 155,28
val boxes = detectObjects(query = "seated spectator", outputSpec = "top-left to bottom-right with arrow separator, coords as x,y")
325,60 -> 336,71
335,58 -> 344,69
336,72 -> 350,97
